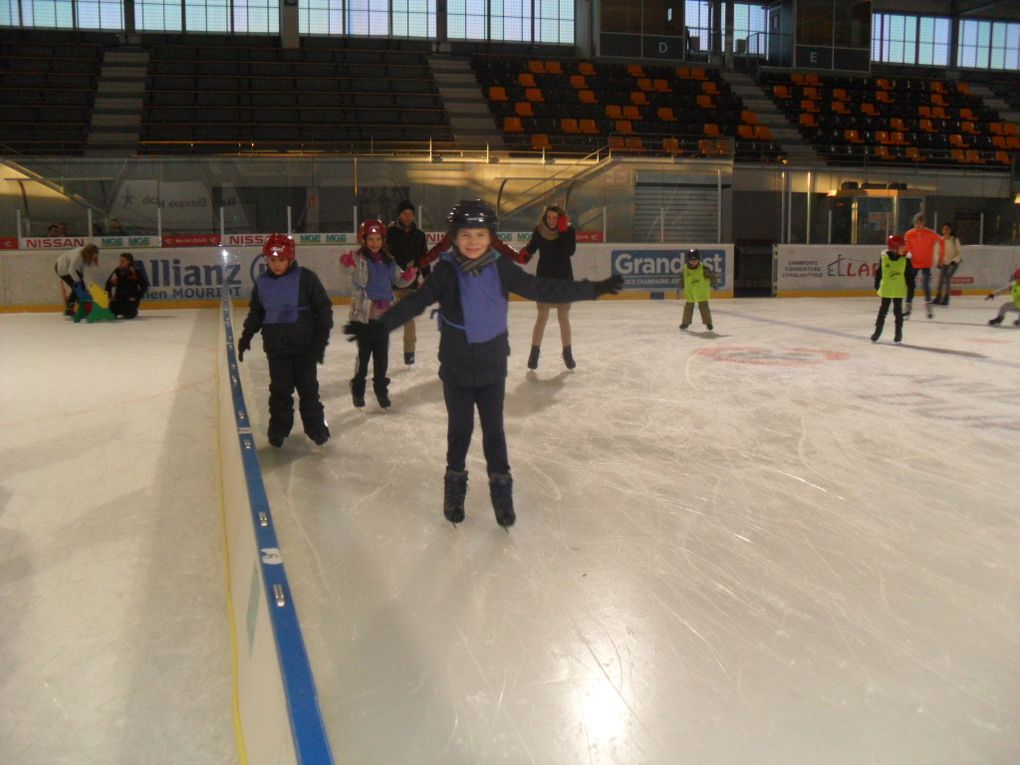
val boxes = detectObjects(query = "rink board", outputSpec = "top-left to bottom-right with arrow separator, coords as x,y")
217,299 -> 334,764
775,244 -> 1019,296
0,240 -> 735,310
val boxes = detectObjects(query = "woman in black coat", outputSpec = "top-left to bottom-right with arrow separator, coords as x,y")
519,205 -> 578,370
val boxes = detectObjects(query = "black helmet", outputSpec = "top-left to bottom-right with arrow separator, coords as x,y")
447,199 -> 498,235
685,248 -> 701,261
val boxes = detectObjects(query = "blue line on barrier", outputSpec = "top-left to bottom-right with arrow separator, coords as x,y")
221,299 -> 334,765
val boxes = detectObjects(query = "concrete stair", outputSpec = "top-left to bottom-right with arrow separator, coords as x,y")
86,49 -> 148,157
429,55 -> 504,152
966,83 -> 1020,125
720,68 -> 821,166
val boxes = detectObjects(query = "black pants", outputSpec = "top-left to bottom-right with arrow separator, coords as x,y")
874,297 -> 904,339
906,267 -> 931,305
352,331 -> 389,388
109,297 -> 140,318
267,352 -> 324,439
443,379 -> 509,476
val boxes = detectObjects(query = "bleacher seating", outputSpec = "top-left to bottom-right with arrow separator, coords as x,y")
0,32 -> 109,155
759,70 -> 1018,168
139,35 -> 452,152
474,55 -> 785,162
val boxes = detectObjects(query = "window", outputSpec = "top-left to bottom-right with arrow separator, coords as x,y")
448,0 -> 486,40
185,0 -> 229,32
20,0 -> 75,27
347,0 -> 388,36
0,0 -> 20,25
535,0 -> 571,43
390,0 -> 435,38
732,2 -> 766,51
684,0 -> 710,52
957,19 -> 1020,70
233,0 -> 277,34
872,13 -> 949,67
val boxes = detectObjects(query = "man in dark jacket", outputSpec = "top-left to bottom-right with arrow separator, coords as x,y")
386,200 -> 428,365
344,200 -> 622,528
238,234 -> 333,447
105,252 -> 149,319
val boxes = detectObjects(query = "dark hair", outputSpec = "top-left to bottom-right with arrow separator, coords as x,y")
119,252 -> 134,264
358,242 -> 394,264
941,222 -> 955,235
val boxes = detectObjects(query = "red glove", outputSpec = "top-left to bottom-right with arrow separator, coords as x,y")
340,251 -> 355,268
517,247 -> 530,264
557,214 -> 569,233
400,266 -> 416,282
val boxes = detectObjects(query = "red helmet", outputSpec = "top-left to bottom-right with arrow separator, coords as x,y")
1014,268 -> 1020,280
358,219 -> 387,242
886,234 -> 905,251
262,233 -> 295,260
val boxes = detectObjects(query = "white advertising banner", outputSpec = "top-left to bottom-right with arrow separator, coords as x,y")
775,244 -> 1020,296
1,239 -> 737,309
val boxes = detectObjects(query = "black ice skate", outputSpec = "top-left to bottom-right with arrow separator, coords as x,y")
562,346 -> 576,369
350,379 -> 366,407
489,473 -> 515,528
404,352 -> 415,365
374,377 -> 391,408
706,324 -> 714,331
989,316 -> 1004,326
443,469 -> 468,524
527,346 -> 540,370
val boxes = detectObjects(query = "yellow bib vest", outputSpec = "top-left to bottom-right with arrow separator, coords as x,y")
683,263 -> 711,302
878,253 -> 907,299
1012,280 -> 1020,308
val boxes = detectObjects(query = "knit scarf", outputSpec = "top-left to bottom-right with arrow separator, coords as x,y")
455,249 -> 499,275
537,221 -> 559,241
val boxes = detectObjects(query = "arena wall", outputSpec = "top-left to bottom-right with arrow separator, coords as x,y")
0,236 -> 736,310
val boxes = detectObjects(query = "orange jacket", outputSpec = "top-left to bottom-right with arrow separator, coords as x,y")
903,226 -> 943,269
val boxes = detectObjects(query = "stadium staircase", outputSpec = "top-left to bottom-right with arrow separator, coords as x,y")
720,68 -> 820,165
86,48 -> 148,156
429,55 -> 506,151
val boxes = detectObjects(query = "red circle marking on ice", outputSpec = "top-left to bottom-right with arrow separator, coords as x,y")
694,346 -> 851,365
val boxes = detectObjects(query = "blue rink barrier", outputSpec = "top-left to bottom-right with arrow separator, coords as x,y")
218,295 -> 334,765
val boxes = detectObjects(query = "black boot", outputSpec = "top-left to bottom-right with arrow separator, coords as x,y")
373,377 -> 391,408
404,351 -> 415,365
989,316 -> 1004,326
562,345 -> 576,369
306,423 -> 330,446
350,379 -> 366,407
443,469 -> 468,523
527,346 -> 540,370
489,473 -> 515,528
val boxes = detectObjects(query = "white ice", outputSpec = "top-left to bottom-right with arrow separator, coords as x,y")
249,296 -> 1020,765
2,297 -> 1018,765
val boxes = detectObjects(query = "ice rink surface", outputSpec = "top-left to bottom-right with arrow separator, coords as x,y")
2,297 -> 1018,765
247,296 -> 1019,765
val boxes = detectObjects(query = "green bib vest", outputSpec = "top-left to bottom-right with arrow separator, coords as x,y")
878,253 -> 907,299
1012,280 -> 1020,308
683,263 -> 711,302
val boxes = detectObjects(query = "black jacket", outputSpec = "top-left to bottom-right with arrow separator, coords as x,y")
524,225 -> 577,280
105,264 -> 149,303
379,254 -> 598,387
386,221 -> 428,287
242,263 -> 333,358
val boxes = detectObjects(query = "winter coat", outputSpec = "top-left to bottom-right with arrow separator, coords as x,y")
105,265 -> 149,304
242,262 -> 333,358
386,221 -> 428,288
379,252 -> 599,387
524,223 -> 577,280
343,250 -> 416,323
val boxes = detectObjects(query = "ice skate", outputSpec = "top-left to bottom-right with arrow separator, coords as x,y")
404,351 -> 415,366
489,473 -> 515,528
374,378 -> 391,409
903,304 -> 912,318
870,331 -> 880,343
443,469 -> 468,524
989,316 -> 1003,326
562,346 -> 576,370
307,425 -> 330,446
350,379 -> 366,407
679,324 -> 689,331
926,303 -> 933,319
527,346 -> 540,370
706,324 -> 714,331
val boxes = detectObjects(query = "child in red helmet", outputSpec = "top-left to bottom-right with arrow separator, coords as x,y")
340,219 -> 416,408
343,199 -> 623,528
985,268 -> 1020,327
871,234 -> 909,344
238,234 -> 334,447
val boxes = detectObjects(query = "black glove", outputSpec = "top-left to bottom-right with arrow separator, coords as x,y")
343,321 -> 368,343
237,334 -> 251,361
593,274 -> 624,297
985,293 -> 995,300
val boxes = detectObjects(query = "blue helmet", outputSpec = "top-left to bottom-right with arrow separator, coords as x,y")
447,199 -> 498,236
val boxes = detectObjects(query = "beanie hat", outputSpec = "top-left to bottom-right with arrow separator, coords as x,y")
397,200 -> 415,215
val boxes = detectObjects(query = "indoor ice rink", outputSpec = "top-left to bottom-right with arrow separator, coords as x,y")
2,295 -> 1018,764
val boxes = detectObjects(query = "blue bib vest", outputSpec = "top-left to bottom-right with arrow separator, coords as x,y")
257,267 -> 303,324
440,252 -> 508,344
366,257 -> 394,302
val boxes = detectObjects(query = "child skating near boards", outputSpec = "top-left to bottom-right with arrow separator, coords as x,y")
871,234 -> 908,344
678,249 -> 718,331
